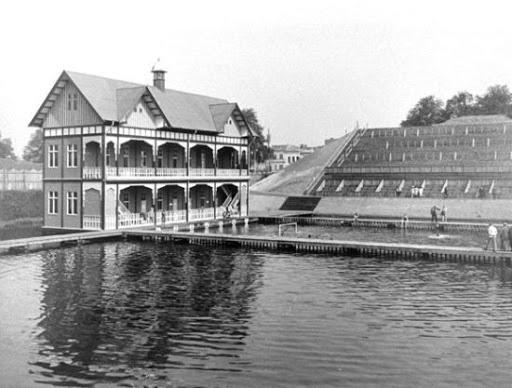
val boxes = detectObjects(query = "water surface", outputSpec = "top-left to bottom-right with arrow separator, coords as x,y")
1,242 -> 512,387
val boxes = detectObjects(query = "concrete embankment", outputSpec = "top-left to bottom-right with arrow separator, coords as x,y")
250,191 -> 512,222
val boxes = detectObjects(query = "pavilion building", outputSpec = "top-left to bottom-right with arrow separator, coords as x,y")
30,67 -> 252,231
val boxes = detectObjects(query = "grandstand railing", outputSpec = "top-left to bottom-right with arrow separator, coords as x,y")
326,165 -> 512,174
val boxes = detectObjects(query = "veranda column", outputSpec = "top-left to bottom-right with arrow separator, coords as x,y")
186,181 -> 190,223
213,181 -> 217,219
101,126 -> 106,230
153,183 -> 157,228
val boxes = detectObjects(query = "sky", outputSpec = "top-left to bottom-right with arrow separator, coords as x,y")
1,0 -> 512,155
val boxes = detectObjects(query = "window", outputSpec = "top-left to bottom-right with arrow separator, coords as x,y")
122,193 -> 129,209
141,150 -> 148,167
172,157 -> 178,168
122,149 -> 129,167
48,144 -> 59,168
48,191 -> 58,214
67,144 -> 78,168
67,94 -> 72,110
157,193 -> 163,210
67,192 -> 78,215
73,93 -> 78,111
157,149 -> 163,168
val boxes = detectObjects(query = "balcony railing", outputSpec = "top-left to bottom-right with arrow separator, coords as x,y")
83,215 -> 101,229
189,207 -> 215,221
189,168 -> 215,176
156,168 -> 187,176
83,167 -> 244,178
83,167 -> 101,179
118,213 -> 154,228
118,167 -> 155,176
157,209 -> 187,224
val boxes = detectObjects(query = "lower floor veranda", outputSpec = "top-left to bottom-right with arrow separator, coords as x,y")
44,181 -> 248,230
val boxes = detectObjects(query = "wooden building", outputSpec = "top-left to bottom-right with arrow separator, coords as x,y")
30,67 -> 253,231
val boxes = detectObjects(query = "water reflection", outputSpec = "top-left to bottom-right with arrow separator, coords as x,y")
33,242 -> 263,386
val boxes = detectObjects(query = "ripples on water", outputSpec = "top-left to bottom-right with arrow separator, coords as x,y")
1,242 -> 512,387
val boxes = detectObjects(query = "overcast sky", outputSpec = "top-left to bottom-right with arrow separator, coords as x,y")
1,0 -> 512,155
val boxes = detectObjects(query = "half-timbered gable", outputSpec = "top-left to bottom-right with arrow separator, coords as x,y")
42,78 -> 102,127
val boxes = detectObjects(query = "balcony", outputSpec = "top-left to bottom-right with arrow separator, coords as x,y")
83,167 -> 244,179
189,208 -> 215,221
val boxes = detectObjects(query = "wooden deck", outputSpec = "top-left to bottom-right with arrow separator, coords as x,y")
0,230 -> 123,255
0,217 -> 510,265
125,229 -> 512,265
260,215 -> 488,232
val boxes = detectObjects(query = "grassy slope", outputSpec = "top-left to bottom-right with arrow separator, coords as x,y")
251,133 -> 352,195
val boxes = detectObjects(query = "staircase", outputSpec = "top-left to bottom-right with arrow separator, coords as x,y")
279,196 -> 321,211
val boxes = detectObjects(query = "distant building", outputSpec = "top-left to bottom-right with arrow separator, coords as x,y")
267,144 -> 316,172
30,68 -> 253,231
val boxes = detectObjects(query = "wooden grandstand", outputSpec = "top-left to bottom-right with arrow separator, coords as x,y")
307,115 -> 512,199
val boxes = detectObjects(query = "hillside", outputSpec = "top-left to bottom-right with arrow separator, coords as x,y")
251,132 -> 352,195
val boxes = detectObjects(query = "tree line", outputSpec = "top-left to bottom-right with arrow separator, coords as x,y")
401,85 -> 512,127
0,108 -> 270,164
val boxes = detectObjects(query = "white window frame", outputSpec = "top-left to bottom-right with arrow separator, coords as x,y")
67,191 -> 78,215
48,144 -> 59,168
67,144 -> 78,168
48,191 -> 58,214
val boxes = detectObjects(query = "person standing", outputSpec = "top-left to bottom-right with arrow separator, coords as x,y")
508,223 -> 512,251
500,223 -> 509,250
485,223 -> 498,252
430,205 -> 440,223
440,205 -> 447,222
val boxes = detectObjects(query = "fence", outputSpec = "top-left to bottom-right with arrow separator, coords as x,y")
0,169 -> 42,191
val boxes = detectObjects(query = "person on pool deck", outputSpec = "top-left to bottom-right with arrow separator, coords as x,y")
430,205 -> 440,223
500,223 -> 509,250
440,205 -> 447,222
485,223 -> 498,252
508,224 -> 512,251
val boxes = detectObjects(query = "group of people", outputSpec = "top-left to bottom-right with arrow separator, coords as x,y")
485,223 -> 512,252
430,204 -> 448,223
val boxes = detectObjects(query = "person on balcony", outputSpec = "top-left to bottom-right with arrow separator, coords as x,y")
148,206 -> 155,222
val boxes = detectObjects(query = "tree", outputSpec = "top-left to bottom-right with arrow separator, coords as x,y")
242,108 -> 272,164
475,85 -> 512,115
445,91 -> 475,118
0,132 -> 16,159
400,96 -> 446,127
22,128 -> 43,163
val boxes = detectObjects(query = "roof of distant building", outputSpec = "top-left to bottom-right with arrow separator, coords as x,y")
30,70 -> 253,135
272,144 -> 301,152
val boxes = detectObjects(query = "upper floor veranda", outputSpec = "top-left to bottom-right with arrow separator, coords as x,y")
44,124 -> 249,181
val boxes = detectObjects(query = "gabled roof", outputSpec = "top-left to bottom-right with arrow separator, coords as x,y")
210,103 -> 237,131
148,85 -> 227,131
30,70 -> 254,136
116,86 -> 147,122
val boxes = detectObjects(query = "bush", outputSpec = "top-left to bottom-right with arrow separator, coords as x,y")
0,191 -> 43,221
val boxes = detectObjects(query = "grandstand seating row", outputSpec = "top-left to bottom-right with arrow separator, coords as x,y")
310,116 -> 512,198
315,179 -> 505,198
